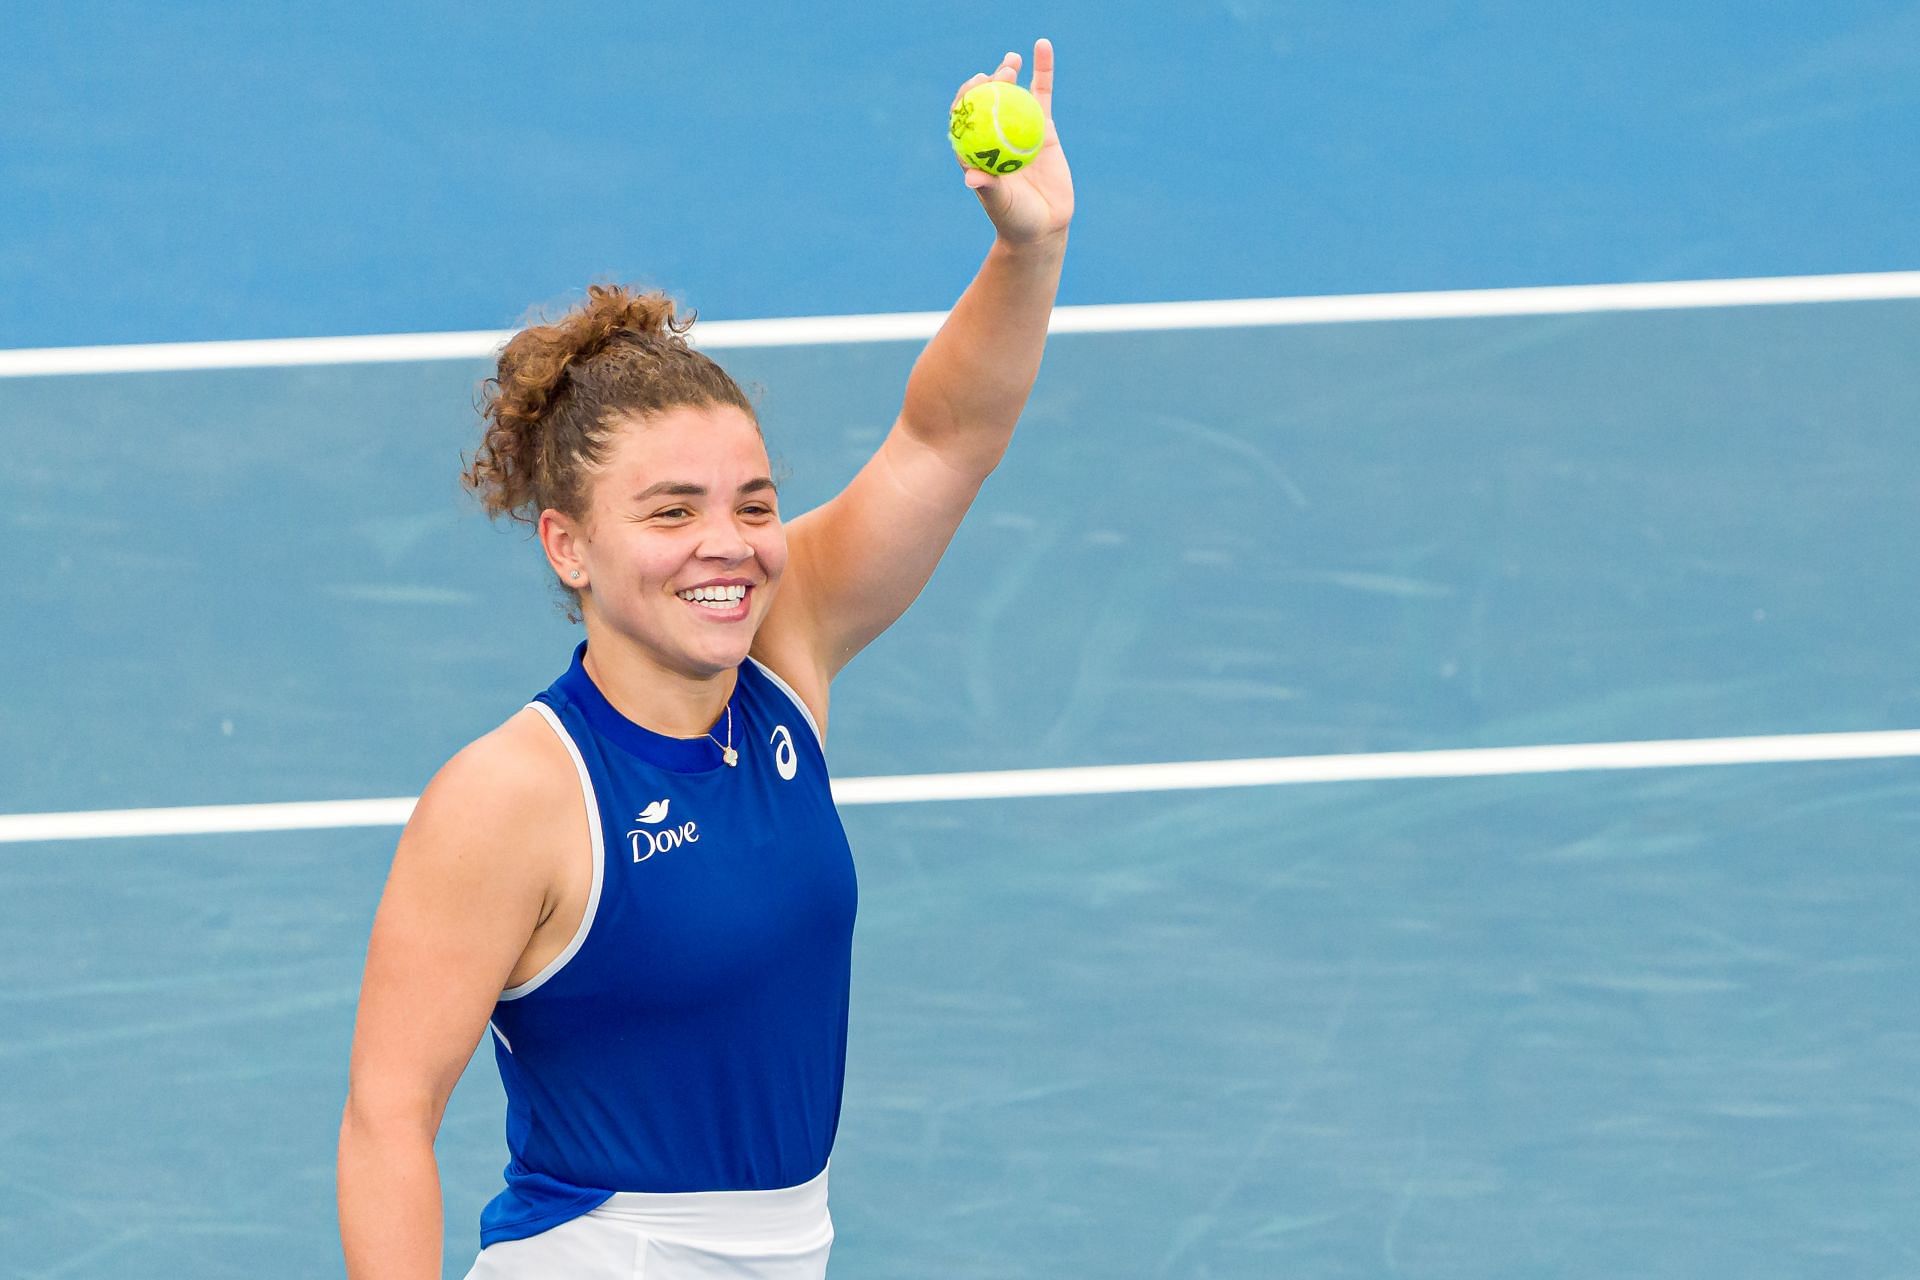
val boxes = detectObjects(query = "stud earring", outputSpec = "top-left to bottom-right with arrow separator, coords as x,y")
570,571 -> 582,581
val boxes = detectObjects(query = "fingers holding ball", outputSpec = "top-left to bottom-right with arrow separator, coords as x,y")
949,71 -> 991,112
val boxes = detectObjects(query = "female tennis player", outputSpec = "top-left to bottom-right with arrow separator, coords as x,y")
337,41 -> 1071,1280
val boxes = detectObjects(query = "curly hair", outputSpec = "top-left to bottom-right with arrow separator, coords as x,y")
464,283 -> 757,528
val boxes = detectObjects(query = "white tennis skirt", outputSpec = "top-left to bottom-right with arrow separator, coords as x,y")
461,1165 -> 833,1279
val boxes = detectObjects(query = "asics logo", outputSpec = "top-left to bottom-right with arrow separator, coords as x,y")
770,725 -> 798,781
627,800 -> 698,863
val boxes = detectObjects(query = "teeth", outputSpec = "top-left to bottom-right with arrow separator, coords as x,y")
678,584 -> 748,605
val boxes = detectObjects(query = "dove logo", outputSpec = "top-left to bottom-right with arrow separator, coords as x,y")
626,799 -> 698,863
770,725 -> 798,781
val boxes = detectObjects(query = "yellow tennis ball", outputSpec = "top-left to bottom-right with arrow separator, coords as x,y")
949,81 -> 1045,175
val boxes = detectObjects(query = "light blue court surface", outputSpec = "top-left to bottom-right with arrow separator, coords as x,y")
3,297 -> 1918,1277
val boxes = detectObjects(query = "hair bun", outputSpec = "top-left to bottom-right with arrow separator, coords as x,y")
566,282 -> 692,365
495,284 -> 693,422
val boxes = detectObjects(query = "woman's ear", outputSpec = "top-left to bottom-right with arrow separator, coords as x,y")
537,508 -> 588,589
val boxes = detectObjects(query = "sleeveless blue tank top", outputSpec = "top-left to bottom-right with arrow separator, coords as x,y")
478,642 -> 858,1247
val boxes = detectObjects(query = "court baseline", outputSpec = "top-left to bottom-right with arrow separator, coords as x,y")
2,270 -> 1918,377
4,728 -> 1916,844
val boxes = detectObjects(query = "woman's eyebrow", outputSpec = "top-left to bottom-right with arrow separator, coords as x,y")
632,478 -> 778,501
632,481 -> 704,502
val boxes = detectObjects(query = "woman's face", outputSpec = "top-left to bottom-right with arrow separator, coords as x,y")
569,403 -> 787,680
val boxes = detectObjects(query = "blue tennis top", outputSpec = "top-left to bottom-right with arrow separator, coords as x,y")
478,641 -> 858,1248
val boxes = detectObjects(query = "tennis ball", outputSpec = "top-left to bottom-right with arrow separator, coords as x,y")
949,81 -> 1045,175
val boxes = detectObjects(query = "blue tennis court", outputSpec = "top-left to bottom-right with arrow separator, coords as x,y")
6,298 -> 1918,1277
5,5 -> 1919,1278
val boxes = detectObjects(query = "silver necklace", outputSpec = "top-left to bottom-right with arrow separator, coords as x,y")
704,702 -> 738,767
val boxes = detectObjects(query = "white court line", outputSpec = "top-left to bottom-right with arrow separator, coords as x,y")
3,729 -> 1916,845
2,270 -> 1918,377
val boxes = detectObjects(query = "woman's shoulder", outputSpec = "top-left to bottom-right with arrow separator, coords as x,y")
366,708 -> 582,980
409,707 -> 579,846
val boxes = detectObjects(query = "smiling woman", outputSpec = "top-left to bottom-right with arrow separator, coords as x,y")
463,287 -> 766,626
337,37 -> 1072,1280
465,293 -> 791,700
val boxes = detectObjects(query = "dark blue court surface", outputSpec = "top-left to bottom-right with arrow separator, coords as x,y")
4,4 -> 1918,347
3,296 -> 1918,1277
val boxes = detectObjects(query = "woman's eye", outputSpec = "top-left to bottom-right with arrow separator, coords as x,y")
742,504 -> 775,518
654,507 -> 692,519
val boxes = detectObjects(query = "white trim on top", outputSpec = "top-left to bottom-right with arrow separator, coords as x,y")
3,271 -> 1918,377
498,703 -> 606,1002
748,657 -> 824,748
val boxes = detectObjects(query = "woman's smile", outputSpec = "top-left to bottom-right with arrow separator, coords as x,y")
674,579 -> 754,622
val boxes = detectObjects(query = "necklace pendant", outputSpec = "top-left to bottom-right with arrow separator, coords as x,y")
722,746 -> 739,767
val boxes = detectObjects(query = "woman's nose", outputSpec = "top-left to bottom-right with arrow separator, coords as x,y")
696,518 -> 753,561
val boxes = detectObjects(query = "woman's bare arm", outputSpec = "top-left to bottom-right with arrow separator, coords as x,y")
337,712 -> 575,1279
756,39 -> 1074,707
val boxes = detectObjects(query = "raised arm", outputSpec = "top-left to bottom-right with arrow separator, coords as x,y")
759,39 -> 1074,700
